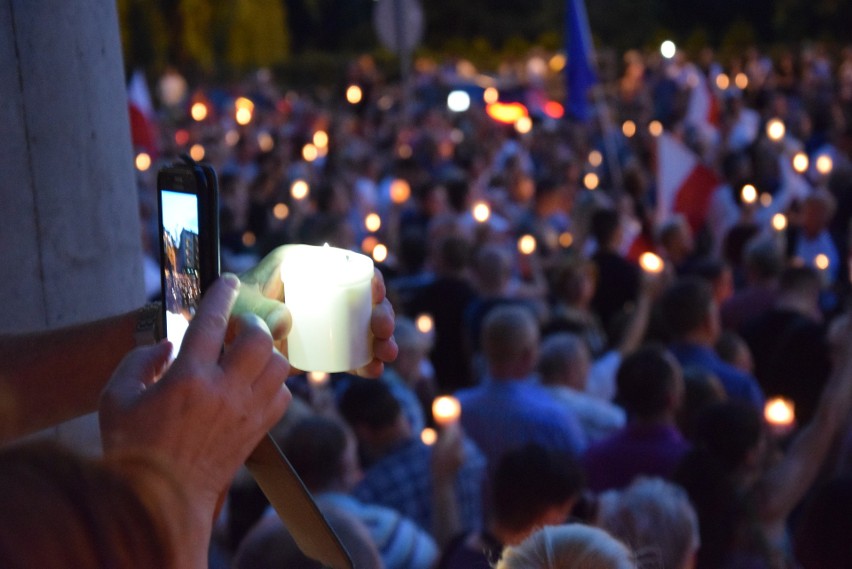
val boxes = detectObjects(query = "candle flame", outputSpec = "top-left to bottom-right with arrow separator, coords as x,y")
308,371 -> 329,386
815,254 -> 830,270
518,234 -> 537,255
432,396 -> 461,427
416,314 -> 434,334
639,252 -> 664,273
772,213 -> 787,231
421,427 -> 437,446
764,397 -> 795,426
741,184 -> 758,204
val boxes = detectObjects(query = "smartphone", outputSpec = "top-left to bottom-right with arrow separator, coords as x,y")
157,159 -> 220,357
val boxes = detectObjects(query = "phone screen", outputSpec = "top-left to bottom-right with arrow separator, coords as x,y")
160,189 -> 201,356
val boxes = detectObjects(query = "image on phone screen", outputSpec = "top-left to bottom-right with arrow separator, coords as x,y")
160,190 -> 201,356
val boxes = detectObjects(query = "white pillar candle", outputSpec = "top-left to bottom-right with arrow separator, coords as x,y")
280,244 -> 374,372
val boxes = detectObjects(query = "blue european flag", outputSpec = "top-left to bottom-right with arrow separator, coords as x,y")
565,0 -> 598,121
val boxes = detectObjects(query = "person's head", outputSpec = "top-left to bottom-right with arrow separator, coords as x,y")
0,441 -> 176,569
590,208 -> 622,250
548,255 -> 597,307
233,503 -> 383,569
597,477 -> 700,569
389,316 -> 432,384
658,215 -> 695,264
492,444 -> 585,545
338,378 -> 409,458
689,258 -> 734,305
482,304 -> 540,379
537,333 -> 591,391
474,243 -> 513,295
496,524 -> 636,569
659,277 -> 720,344
715,330 -> 754,374
280,416 -> 362,493
615,344 -> 684,421
777,265 -> 822,312
677,366 -> 727,440
693,401 -> 764,473
801,189 -> 836,238
431,233 -> 472,277
742,236 -> 783,284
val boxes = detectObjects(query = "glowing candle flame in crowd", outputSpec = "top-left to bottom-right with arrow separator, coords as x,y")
472,201 -> 491,223
135,152 -> 152,172
302,144 -> 318,162
815,254 -> 830,271
365,213 -> 381,233
792,152 -> 809,173
766,119 -> 785,141
764,397 -> 795,428
189,144 -> 205,161
715,73 -> 730,90
816,154 -> 833,175
421,427 -> 438,446
313,130 -> 329,148
639,252 -> 665,273
242,231 -> 256,247
660,40 -> 676,59
588,150 -> 603,167
372,243 -> 388,263
515,116 -> 533,134
273,203 -> 289,220
346,85 -> 363,105
622,120 -> 637,138
191,102 -> 208,122
416,314 -> 434,334
772,213 -> 787,231
234,97 -> 254,125
735,73 -> 749,90
432,396 -> 462,427
741,184 -> 758,204
390,179 -> 411,204
760,193 -> 773,207
559,232 -> 574,248
518,234 -> 537,255
648,121 -> 663,137
291,179 -> 309,200
549,54 -> 566,72
483,87 -> 499,105
308,371 -> 329,387
486,102 -> 528,124
584,172 -> 600,190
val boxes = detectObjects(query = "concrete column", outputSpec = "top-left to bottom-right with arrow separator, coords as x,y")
0,0 -> 144,452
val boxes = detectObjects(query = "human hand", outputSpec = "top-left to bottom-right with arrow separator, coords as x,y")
235,245 -> 398,377
431,423 -> 465,486
99,274 -> 292,519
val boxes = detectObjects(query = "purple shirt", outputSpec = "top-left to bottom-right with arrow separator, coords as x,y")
582,423 -> 690,492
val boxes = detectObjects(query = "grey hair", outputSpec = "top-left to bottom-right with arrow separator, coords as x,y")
596,477 -> 699,569
496,524 -> 636,569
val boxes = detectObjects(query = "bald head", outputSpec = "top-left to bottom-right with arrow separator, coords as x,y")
482,305 -> 540,378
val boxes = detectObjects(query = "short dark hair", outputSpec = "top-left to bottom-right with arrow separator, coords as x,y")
590,208 -> 621,246
338,379 -> 401,430
616,344 -> 680,418
492,444 -> 584,533
693,401 -> 762,470
281,416 -> 348,492
779,265 -> 822,296
659,277 -> 714,338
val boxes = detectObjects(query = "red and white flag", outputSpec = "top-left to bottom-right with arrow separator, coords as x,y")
683,64 -> 720,144
656,132 -> 720,232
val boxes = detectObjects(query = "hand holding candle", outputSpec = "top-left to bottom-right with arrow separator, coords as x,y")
280,244 -> 375,372
234,244 -> 398,377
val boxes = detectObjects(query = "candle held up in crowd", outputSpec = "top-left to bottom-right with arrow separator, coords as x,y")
432,396 -> 462,427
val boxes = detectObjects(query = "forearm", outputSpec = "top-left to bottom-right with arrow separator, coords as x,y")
0,311 -> 137,443
431,475 -> 462,547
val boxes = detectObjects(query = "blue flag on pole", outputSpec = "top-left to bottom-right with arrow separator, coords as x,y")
565,0 -> 597,121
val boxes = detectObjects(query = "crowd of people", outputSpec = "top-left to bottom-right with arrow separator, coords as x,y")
4,40 -> 852,568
